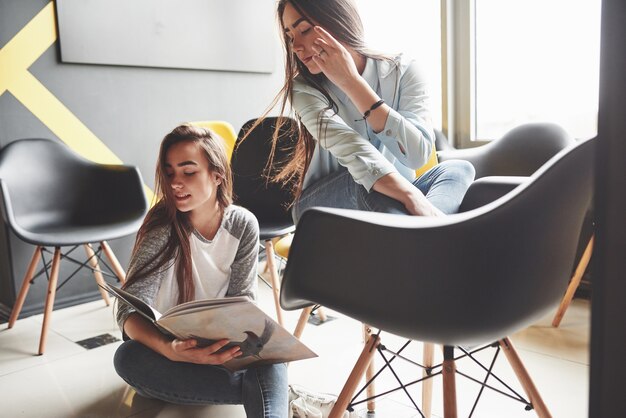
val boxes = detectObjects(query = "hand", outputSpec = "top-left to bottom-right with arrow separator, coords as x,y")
167,338 -> 242,365
310,26 -> 361,90
404,194 -> 445,217
372,173 -> 445,217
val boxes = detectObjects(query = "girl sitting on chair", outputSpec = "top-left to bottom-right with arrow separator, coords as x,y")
113,125 -> 288,418
256,0 -> 474,221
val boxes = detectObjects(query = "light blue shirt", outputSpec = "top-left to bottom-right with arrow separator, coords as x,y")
292,54 -> 435,191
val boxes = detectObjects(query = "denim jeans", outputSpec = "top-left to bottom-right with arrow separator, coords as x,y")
114,340 -> 289,418
293,160 -> 475,222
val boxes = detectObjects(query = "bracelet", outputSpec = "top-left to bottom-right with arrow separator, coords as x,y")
358,99 -> 385,121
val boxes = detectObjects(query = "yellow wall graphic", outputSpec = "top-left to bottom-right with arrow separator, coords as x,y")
0,2 -> 153,200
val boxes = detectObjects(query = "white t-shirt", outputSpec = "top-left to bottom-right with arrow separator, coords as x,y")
153,205 -> 257,313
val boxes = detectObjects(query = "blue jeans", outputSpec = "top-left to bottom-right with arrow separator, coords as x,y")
114,340 -> 289,418
293,160 -> 475,222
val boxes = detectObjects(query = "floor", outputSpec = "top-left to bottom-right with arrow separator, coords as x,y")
0,277 -> 590,418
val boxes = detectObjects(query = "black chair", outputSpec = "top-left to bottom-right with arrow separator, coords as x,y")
438,123 -> 590,327
232,117 -> 299,327
280,137 -> 594,417
434,129 -> 455,151
436,123 -> 575,178
0,138 -> 148,354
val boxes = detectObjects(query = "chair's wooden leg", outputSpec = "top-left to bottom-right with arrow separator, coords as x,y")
293,306 -> 313,339
442,346 -> 457,418
317,307 -> 328,322
8,246 -> 42,328
422,342 -> 435,418
263,236 -> 280,274
552,235 -> 594,327
264,240 -> 284,326
499,338 -> 551,418
101,241 -> 126,284
329,333 -> 381,418
363,324 -> 376,412
84,244 -> 110,306
38,247 -> 62,355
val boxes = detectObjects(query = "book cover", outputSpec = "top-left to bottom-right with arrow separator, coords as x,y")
101,283 -> 317,371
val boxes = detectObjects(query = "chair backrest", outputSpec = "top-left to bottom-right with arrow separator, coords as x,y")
434,129 -> 455,151
188,120 -> 237,161
438,123 -> 575,178
0,138 -> 147,244
281,137 -> 594,346
232,117 -> 297,225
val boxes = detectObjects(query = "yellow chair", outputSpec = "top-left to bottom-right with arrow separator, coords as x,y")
189,120 -> 237,161
274,234 -> 292,259
415,143 -> 438,178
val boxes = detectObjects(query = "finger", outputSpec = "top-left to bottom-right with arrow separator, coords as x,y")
206,338 -> 231,353
173,338 -> 197,351
311,44 -> 325,56
222,346 -> 242,358
313,38 -> 331,51
208,347 -> 242,365
314,26 -> 342,48
311,54 -> 327,68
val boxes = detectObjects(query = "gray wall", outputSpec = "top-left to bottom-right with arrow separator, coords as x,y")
0,0 -> 285,319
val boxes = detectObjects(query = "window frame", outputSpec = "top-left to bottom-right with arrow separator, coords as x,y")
441,0 -> 489,148
444,0 -> 601,146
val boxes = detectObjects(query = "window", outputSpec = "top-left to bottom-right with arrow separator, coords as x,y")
356,0 -> 442,130
474,0 -> 601,140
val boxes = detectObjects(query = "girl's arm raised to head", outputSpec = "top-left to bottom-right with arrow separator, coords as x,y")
311,27 -> 434,170
313,26 -> 390,132
310,26 -> 391,134
293,81 -> 396,192
368,59 -> 435,170
293,85 -> 439,216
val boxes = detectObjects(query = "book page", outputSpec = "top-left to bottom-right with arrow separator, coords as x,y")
99,283 -> 162,322
163,296 -> 250,317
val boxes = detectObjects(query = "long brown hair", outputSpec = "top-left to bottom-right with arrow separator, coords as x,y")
123,125 -> 233,304
245,0 -> 396,203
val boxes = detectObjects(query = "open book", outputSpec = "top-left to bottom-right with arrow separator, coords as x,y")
101,283 -> 317,371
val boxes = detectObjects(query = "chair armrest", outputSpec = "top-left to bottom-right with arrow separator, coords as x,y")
459,176 -> 528,212
87,164 -> 149,219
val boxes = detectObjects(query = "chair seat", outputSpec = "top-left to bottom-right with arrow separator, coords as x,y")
11,218 -> 144,246
274,234 -> 293,259
259,222 -> 295,242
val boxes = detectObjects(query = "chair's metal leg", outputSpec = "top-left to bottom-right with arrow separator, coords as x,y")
38,247 -> 61,355
330,333 -> 381,418
264,240 -> 284,326
552,235 -> 594,327
8,246 -> 42,328
442,346 -> 457,418
293,306 -> 313,339
422,342 -> 435,418
101,241 -> 126,284
363,324 -> 376,412
84,244 -> 110,306
499,338 -> 551,418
